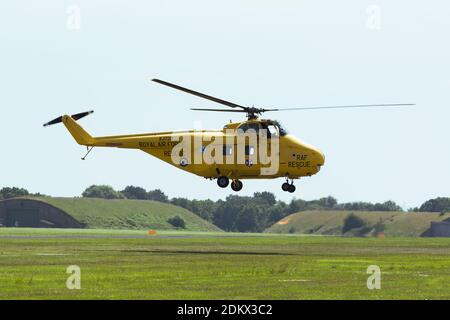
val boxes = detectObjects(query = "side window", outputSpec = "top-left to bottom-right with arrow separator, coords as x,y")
237,124 -> 248,134
223,145 -> 233,156
245,145 -> 255,156
267,125 -> 279,138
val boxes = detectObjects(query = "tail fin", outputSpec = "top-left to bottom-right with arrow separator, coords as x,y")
43,111 -> 95,146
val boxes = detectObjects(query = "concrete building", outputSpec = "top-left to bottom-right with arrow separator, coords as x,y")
428,219 -> 450,237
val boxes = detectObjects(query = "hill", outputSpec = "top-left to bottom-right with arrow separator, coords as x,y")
27,197 -> 222,231
265,210 -> 450,237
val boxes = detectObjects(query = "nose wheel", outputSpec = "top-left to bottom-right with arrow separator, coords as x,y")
282,179 -> 296,193
231,179 -> 243,192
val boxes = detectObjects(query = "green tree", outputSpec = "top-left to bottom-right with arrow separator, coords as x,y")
122,186 -> 148,200
147,189 -> 169,202
374,200 -> 402,212
170,197 -> 191,209
213,198 -> 240,231
235,205 -> 260,232
267,202 -> 288,225
419,197 -> 450,212
0,187 -> 29,200
317,196 -> 338,209
188,199 -> 217,222
212,195 -> 272,232
82,185 -> 125,199
253,192 -> 276,206
170,198 -> 219,222
167,216 -> 186,229
336,202 -> 373,211
286,198 -> 305,214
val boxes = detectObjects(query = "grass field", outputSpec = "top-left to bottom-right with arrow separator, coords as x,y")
25,197 -> 220,231
266,210 -> 450,237
1,228 -> 450,299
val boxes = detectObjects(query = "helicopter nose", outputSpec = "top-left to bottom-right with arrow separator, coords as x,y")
316,150 -> 325,166
311,149 -> 325,172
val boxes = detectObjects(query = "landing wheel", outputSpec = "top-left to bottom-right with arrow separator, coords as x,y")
287,184 -> 296,193
217,176 -> 230,188
231,180 -> 243,192
282,182 -> 290,192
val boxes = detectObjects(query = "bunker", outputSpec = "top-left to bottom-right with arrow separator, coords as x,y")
427,219 -> 450,237
0,198 -> 84,228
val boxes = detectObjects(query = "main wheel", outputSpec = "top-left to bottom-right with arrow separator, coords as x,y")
288,184 -> 296,193
282,182 -> 290,192
231,180 -> 243,192
217,176 -> 230,188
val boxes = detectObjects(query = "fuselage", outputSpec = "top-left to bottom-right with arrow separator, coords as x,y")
79,118 -> 325,180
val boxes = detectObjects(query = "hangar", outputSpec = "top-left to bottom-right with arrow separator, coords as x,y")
0,198 -> 84,228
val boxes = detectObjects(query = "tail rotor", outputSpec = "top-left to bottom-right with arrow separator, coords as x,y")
43,110 -> 94,127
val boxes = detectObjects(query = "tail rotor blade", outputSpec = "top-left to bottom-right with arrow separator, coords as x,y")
43,116 -> 63,127
71,110 -> 94,120
43,110 -> 94,127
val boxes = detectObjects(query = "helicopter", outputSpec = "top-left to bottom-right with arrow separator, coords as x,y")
43,79 -> 413,193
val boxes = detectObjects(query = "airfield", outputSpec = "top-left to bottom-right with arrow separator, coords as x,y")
1,228 -> 449,299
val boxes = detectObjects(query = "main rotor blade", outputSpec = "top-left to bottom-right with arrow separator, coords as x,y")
190,108 -> 248,113
268,103 -> 415,112
152,79 -> 247,110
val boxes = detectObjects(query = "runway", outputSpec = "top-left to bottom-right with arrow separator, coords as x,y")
0,234 -> 266,240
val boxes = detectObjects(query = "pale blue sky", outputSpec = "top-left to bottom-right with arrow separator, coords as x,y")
0,1 -> 449,209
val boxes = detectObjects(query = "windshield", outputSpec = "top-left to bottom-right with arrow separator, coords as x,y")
237,121 -> 288,137
272,120 -> 288,136
237,123 -> 261,134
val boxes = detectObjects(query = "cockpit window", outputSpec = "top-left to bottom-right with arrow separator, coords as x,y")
237,121 -> 288,137
278,124 -> 288,136
271,120 -> 288,136
267,125 -> 279,137
237,123 -> 261,134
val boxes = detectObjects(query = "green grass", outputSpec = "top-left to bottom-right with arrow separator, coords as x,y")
0,227 -> 281,237
0,228 -> 449,299
266,210 -> 450,237
24,197 -> 221,232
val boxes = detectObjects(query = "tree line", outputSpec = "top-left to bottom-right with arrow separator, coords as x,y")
2,185 -> 448,233
0,187 -> 46,199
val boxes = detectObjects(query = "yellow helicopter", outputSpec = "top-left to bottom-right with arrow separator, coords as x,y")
44,79 -> 413,193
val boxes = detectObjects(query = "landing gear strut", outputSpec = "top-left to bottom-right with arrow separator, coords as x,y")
217,176 -> 229,188
231,180 -> 243,192
282,179 -> 296,193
